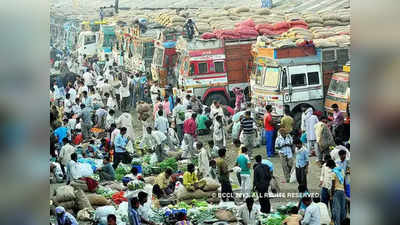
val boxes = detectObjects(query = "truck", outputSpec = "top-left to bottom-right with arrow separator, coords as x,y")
97,24 -> 116,61
151,28 -> 181,87
250,44 -> 350,128
175,37 -> 256,106
76,31 -> 98,58
324,63 -> 350,123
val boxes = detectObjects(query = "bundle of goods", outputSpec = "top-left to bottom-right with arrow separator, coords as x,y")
320,13 -> 342,27
304,13 -> 323,28
52,185 -> 77,211
285,13 -> 304,21
281,27 -> 313,41
86,194 -> 110,207
256,20 -> 308,36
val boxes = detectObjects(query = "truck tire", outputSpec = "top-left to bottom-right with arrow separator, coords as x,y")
205,92 -> 228,106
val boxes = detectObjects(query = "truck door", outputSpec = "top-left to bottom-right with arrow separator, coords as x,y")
288,64 -> 323,104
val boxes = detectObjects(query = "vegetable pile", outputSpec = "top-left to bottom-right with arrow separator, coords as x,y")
115,164 -> 131,181
127,180 -> 145,191
158,157 -> 178,172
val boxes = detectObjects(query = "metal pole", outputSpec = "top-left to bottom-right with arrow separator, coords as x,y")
115,0 -> 119,14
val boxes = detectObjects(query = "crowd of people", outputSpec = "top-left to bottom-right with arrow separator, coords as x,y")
50,52 -> 350,225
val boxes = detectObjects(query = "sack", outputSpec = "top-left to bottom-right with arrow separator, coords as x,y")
70,180 -> 89,192
201,32 -> 217,39
95,205 -> 116,221
289,168 -> 297,183
77,208 -> 94,221
55,200 -> 76,210
87,194 -> 109,206
270,176 -> 280,193
75,189 -> 93,210
201,177 -> 220,191
126,140 -> 134,154
215,209 -> 237,222
55,185 -> 76,202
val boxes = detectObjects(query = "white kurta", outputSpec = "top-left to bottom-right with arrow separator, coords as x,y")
198,148 -> 210,177
116,112 -> 135,140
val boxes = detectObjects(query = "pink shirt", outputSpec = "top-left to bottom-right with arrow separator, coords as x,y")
163,101 -> 171,115
183,118 -> 197,137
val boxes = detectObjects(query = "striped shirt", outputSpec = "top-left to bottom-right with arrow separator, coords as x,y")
129,208 -> 141,225
240,117 -> 255,134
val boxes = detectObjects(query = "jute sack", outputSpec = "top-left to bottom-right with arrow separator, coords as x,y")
233,7 -> 250,14
75,189 -> 93,210
201,177 -> 220,191
55,185 -> 76,202
55,200 -> 76,210
215,209 -> 237,222
77,208 -> 93,221
86,194 -> 109,206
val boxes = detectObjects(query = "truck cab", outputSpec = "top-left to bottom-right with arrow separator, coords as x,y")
325,64 -> 350,124
77,31 -> 98,58
151,29 -> 181,87
97,25 -> 116,61
251,46 -> 324,128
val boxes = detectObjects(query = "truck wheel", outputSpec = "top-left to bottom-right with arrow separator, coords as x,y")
205,92 -> 228,106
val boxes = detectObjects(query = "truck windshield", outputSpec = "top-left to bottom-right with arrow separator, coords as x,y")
84,35 -> 96,45
144,42 -> 154,58
263,67 -> 280,88
328,78 -> 348,96
102,35 -> 115,47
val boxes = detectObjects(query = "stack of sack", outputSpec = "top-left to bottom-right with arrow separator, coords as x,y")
52,185 -> 77,212
281,27 -> 314,42
304,13 -> 323,28
256,20 -> 308,36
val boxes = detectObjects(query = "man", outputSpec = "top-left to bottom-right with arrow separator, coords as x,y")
153,96 -> 162,119
331,104 -> 344,133
63,93 -> 73,118
149,127 -> 168,162
264,105 -> 275,157
216,148 -> 234,201
130,73 -> 141,110
110,123 -> 120,146
104,66 -> 114,82
83,68 -> 95,90
314,197 -> 331,225
58,138 -> 75,179
330,139 -> 350,163
197,142 -> 210,178
183,113 -> 197,158
137,192 -> 156,225
66,153 -> 79,185
320,159 -> 336,206
95,106 -> 108,129
100,79 -> 113,101
107,214 -> 117,225
301,197 -> 321,225
154,168 -> 174,195
119,76 -> 131,112
332,162 -> 346,225
173,97 -> 186,143
154,110 -> 169,134
72,98 -> 81,115
81,90 -> 93,110
150,82 -> 160,104
295,138 -> 309,191
54,120 -> 69,145
304,107 -> 319,160
113,127 -> 129,169
275,128 -> 293,183
315,116 -> 334,163
236,197 -> 258,225
105,92 -> 117,110
68,85 -> 77,104
105,109 -> 116,130
253,155 -> 272,213
280,106 -> 294,134
183,163 -> 205,191
99,7 -> 104,21
55,206 -> 79,225
190,95 -> 201,113
78,104 -> 92,141
183,18 -> 199,40
236,147 -> 251,198
129,197 -> 141,225
240,110 -> 257,158
213,115 -> 226,149
97,157 -> 115,181
183,94 -> 191,108
116,112 -> 135,140
196,108 -> 210,135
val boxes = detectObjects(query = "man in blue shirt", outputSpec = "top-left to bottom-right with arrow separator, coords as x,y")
295,138 -> 309,191
129,197 -> 141,225
54,119 -> 69,145
275,128 -> 293,183
113,127 -> 129,169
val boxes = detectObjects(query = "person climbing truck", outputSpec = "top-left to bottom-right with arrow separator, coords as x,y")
183,18 -> 198,40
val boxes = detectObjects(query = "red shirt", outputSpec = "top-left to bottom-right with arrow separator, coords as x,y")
264,112 -> 274,131
73,133 -> 83,145
183,118 -> 197,137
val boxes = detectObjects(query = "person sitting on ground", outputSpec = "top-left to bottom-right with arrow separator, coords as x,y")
107,214 -> 117,225
155,167 -> 174,196
183,163 -> 206,191
138,191 -> 156,225
313,197 -> 331,225
129,197 -> 141,225
152,184 -> 163,208
55,206 -> 78,225
301,196 -> 321,225
175,211 -> 192,225
209,159 -> 218,180
297,184 -> 310,216
282,206 -> 302,225
86,140 -> 100,158
126,167 -> 145,182
97,157 -> 115,181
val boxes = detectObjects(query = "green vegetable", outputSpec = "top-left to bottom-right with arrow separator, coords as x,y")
127,180 -> 145,190
131,158 -> 142,166
159,157 -> 178,172
176,201 -> 191,210
191,199 -> 208,207
187,208 -> 216,224
143,155 -> 151,164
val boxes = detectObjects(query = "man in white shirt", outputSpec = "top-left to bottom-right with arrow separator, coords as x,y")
100,79 -> 113,101
68,87 -> 77,103
173,98 -> 186,144
330,143 -> 350,162
66,153 -> 80,185
63,93 -> 73,117
150,82 -> 160,104
236,197 -> 259,225
104,65 -> 114,82
77,81 -> 88,99
110,124 -> 120,146
301,197 -> 321,225
119,79 -> 130,112
59,138 -> 75,179
149,127 -> 167,162
105,109 -> 116,130
105,93 -> 117,111
182,94 -> 191,107
314,197 -> 331,225
154,110 -> 169,134
72,98 -> 81,115
83,69 -> 95,89
95,107 -> 108,129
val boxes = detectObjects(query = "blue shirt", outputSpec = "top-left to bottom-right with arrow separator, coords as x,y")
296,147 -> 309,168
275,135 -> 293,158
336,159 -> 349,172
114,133 -> 128,153
262,159 -> 274,172
54,126 -> 68,144
129,208 -> 141,225
79,107 -> 92,124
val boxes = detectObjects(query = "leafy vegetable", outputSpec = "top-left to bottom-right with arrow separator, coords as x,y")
159,158 -> 178,172
131,158 -> 143,166
127,180 -> 145,191
191,199 -> 208,207
187,207 -> 216,224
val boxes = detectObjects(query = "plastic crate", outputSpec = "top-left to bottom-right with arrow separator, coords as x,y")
132,165 -> 143,174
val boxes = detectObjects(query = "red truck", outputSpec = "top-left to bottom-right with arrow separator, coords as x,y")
175,37 -> 256,106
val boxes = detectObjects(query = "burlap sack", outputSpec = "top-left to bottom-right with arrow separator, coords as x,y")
86,194 -> 109,206
77,208 -> 93,221
75,189 -> 93,210
55,200 -> 76,210
71,180 -> 89,192
215,209 -> 237,222
55,185 -> 76,202
201,177 -> 220,191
